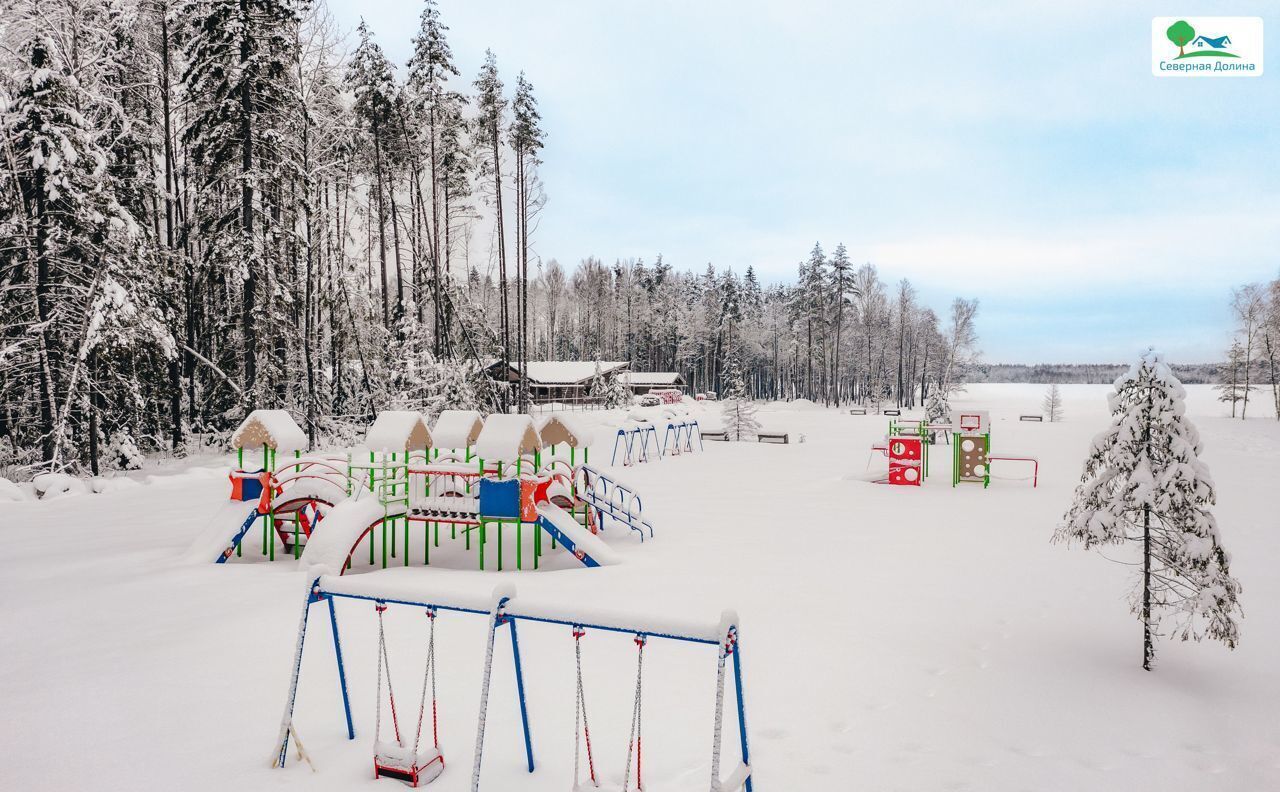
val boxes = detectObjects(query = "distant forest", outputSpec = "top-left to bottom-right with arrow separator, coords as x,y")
972,363 -> 1220,385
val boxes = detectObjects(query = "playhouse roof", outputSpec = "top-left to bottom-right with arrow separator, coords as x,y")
363,411 -> 432,452
536,414 -> 595,448
231,410 -> 308,452
475,414 -> 542,460
432,410 -> 485,449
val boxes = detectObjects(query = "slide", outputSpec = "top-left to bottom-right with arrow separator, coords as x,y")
184,500 -> 261,564
299,498 -> 389,575
535,501 -> 620,568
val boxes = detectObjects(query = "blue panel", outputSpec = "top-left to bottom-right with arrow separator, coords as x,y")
478,478 -> 520,519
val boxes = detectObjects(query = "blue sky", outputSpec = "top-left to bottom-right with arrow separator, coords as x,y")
325,1 -> 1279,363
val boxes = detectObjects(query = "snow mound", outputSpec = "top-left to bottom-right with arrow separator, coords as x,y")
0,477 -> 30,502
33,473 -> 88,500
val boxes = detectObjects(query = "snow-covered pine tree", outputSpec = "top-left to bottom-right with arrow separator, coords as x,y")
587,360 -> 607,406
720,349 -> 760,441
924,390 -> 950,425
0,33 -> 168,469
1043,384 -> 1064,422
1057,349 -> 1242,670
602,369 -> 632,409
180,0 -> 303,409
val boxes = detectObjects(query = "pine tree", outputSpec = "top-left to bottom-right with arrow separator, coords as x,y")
180,0 -> 303,409
1043,384 -> 1063,422
720,349 -> 760,440
510,71 -> 545,414
0,33 -> 168,468
1057,350 -> 1242,671
473,50 -> 510,411
1215,340 -> 1249,418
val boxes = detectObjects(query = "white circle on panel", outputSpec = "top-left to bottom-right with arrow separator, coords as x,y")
962,439 -> 975,452
974,464 -> 986,476
892,442 -> 903,455
905,468 -> 919,482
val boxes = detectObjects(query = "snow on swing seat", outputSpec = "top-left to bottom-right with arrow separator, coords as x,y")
374,742 -> 443,786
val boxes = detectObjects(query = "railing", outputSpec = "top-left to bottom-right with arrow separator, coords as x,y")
578,465 -> 654,541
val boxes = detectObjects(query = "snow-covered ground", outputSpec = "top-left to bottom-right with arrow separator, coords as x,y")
1,384 -> 1277,791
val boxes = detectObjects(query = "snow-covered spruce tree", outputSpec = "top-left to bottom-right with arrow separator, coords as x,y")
720,350 -> 760,441
1215,340 -> 1249,418
180,0 -> 302,410
602,369 -> 632,409
0,34 -> 168,469
924,390 -> 950,425
587,360 -> 607,406
1043,384 -> 1063,422
1057,350 -> 1241,670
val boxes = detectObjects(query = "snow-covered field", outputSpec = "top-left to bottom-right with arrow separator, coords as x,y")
2,384 -> 1277,791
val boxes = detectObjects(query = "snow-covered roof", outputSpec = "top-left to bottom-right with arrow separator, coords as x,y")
432,410 -> 485,449
536,415 -> 595,448
475,414 -> 542,460
620,372 -> 685,386
363,411 -> 432,452
231,410 -> 308,452
509,361 -> 629,386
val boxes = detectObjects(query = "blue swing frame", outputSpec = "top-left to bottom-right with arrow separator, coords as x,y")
274,576 -> 754,792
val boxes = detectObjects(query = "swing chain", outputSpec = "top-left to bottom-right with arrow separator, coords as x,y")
414,607 -> 439,755
374,601 -> 402,747
572,625 -> 597,789
622,634 -> 646,792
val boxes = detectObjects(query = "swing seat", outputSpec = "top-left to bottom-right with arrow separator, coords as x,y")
374,742 -> 444,787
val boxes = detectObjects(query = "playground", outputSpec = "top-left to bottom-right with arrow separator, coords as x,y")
2,384 -> 1279,791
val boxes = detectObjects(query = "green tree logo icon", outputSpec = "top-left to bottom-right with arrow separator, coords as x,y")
1166,20 -> 1196,57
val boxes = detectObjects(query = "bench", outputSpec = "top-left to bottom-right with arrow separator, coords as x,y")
883,409 -> 901,416
701,430 -> 729,441
757,433 -> 789,444
849,408 -> 867,416
1019,415 -> 1043,422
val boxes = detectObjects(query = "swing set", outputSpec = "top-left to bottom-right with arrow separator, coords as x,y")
274,575 -> 754,792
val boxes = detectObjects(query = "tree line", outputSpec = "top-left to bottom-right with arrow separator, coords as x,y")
0,0 -> 978,477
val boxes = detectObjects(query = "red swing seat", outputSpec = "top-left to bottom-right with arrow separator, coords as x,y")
374,742 -> 444,787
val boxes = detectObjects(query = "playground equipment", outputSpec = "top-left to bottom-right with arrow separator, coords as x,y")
201,409 -> 658,573
187,410 -> 360,563
866,409 -> 1039,489
612,422 -> 660,466
661,415 -> 703,456
273,576 -> 753,792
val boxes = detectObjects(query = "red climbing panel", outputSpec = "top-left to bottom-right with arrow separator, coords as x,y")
888,437 -> 923,486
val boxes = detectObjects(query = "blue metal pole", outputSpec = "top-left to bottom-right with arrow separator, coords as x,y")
508,618 -> 536,772
733,637 -> 753,792
328,595 -> 355,739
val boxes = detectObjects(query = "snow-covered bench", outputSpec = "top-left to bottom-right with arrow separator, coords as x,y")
757,432 -> 789,444
701,430 -> 729,441
849,408 -> 867,416
883,409 -> 901,416
1019,415 -> 1043,422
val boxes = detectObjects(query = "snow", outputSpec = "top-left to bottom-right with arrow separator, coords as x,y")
473,414 -> 541,461
0,476 -> 30,502
516,361 -> 627,385
231,409 -> 308,452
363,410 -> 432,453
432,409 -> 484,449
536,414 -> 595,447
299,497 -> 394,576
2,385 -> 1279,791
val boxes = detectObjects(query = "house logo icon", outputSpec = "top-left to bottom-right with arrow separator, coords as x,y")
1153,17 -> 1263,77
1165,20 -> 1238,59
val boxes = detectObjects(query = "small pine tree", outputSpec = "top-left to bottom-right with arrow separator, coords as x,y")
1057,349 -> 1242,670
924,391 -> 950,425
587,361 -> 608,406
1043,384 -> 1064,422
720,350 -> 760,440
1215,340 -> 1249,418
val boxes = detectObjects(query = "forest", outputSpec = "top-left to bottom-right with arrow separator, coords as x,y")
0,0 -> 980,476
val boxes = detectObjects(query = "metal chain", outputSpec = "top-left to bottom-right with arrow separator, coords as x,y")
709,636 -> 729,791
621,634 -> 646,792
414,609 -> 437,755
